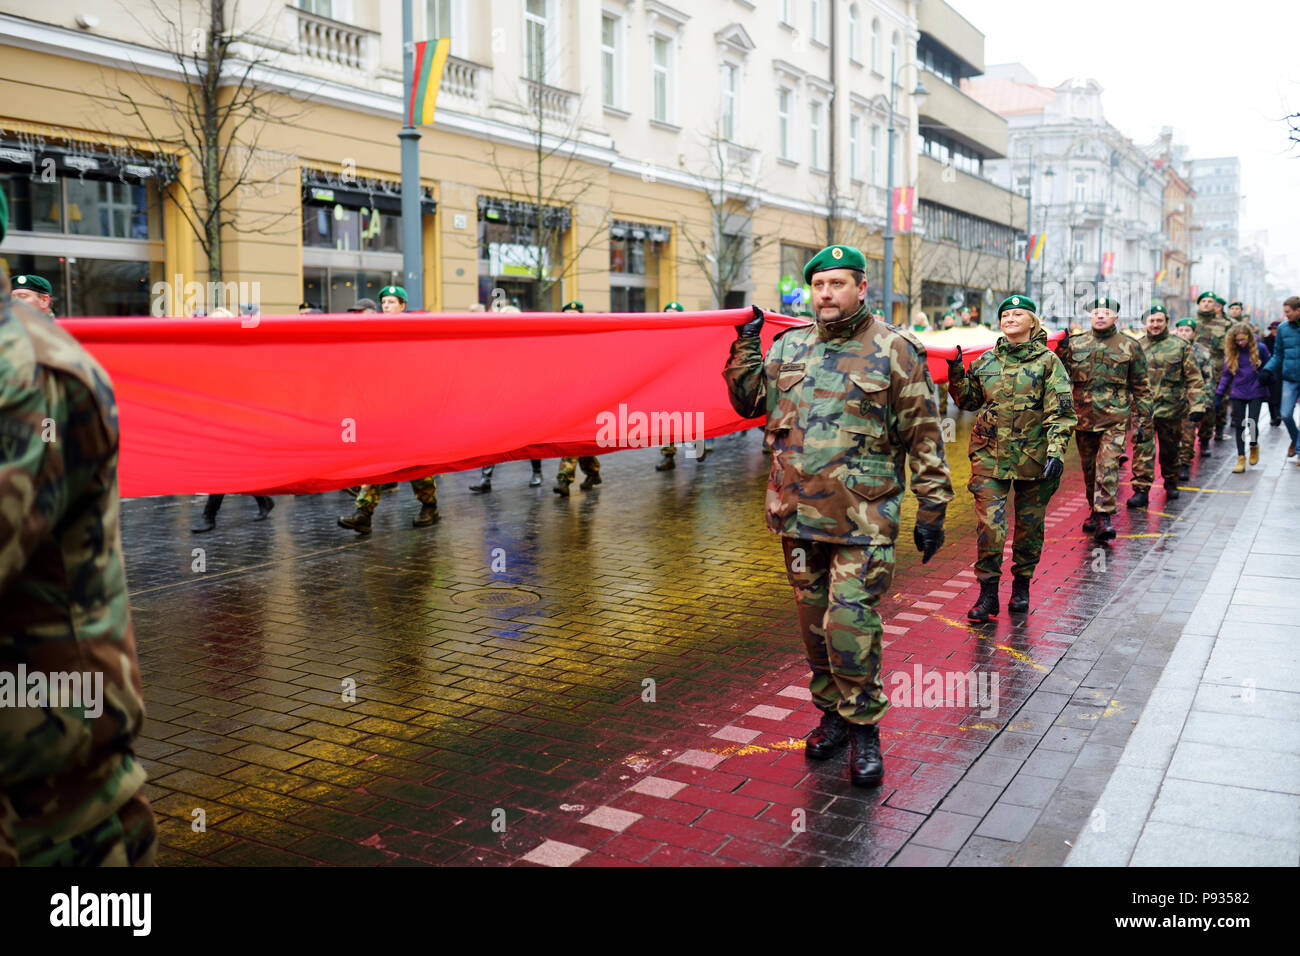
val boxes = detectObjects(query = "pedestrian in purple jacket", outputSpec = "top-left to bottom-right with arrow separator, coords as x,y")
1216,322 -> 1273,472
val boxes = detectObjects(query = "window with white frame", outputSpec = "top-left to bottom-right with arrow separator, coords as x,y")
777,87 -> 793,161
525,0 -> 549,84
1073,172 -> 1087,203
848,5 -> 861,61
871,18 -> 880,72
652,35 -> 673,123
870,123 -> 881,185
1073,237 -> 1085,263
427,0 -> 451,37
601,13 -> 621,108
810,0 -> 822,42
780,0 -> 794,27
721,63 -> 739,141
299,0 -> 333,17
810,100 -> 824,170
849,115 -> 861,181
892,30 -> 902,77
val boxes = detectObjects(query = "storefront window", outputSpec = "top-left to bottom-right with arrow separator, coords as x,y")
1,252 -> 160,317
1,172 -> 161,239
477,200 -> 566,312
302,203 -> 401,252
302,267 -> 400,312
610,219 -> 667,312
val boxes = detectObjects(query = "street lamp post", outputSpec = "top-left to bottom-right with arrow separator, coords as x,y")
1040,165 -> 1054,318
399,0 -> 424,309
1023,142 -> 1033,299
882,50 -> 927,325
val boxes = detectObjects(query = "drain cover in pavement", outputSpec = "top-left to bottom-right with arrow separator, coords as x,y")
451,587 -> 542,608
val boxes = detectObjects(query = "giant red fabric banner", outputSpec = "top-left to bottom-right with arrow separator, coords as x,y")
55,310 -> 1065,497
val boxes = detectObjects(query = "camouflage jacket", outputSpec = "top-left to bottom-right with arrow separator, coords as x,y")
1058,324 -> 1153,431
1139,330 -> 1206,420
1194,314 -> 1233,366
947,329 -> 1077,480
1189,341 -> 1215,409
0,269 -> 147,865
723,307 -> 954,547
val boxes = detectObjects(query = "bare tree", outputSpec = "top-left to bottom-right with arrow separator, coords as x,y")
106,0 -> 311,284
894,231 -> 942,320
679,127 -> 784,308
485,79 -> 610,306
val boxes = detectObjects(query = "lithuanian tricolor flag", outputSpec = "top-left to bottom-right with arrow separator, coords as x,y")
407,38 -> 451,127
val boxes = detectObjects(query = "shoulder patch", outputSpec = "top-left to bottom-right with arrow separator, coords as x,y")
883,321 -> 926,358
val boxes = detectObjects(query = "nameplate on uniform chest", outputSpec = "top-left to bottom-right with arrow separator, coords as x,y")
779,363 -> 805,372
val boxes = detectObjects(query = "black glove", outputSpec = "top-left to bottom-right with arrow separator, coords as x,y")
1042,457 -> 1064,481
735,304 -> 764,339
1188,410 -> 1204,423
913,515 -> 945,564
947,345 -> 964,370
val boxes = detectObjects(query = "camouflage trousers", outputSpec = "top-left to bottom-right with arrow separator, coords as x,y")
354,477 -> 437,515
1198,356 -> 1227,444
1180,416 -> 1199,468
556,457 -> 600,483
781,537 -> 893,725
969,474 -> 1060,585
1132,416 -> 1185,491
1076,426 -> 1128,514
13,789 -> 156,867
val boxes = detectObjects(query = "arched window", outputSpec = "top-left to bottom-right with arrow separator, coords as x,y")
849,5 -> 861,62
871,18 -> 880,71
892,30 -> 902,77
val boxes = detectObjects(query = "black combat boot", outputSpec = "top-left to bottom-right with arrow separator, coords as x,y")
191,512 -> 217,534
470,466 -> 493,493
1178,465 -> 1191,481
1093,512 -> 1117,542
1126,489 -> 1149,508
849,723 -> 884,787
804,708 -> 850,760
255,497 -> 274,520
1164,483 -> 1181,500
580,472 -> 602,490
1008,576 -> 1031,613
1082,511 -> 1099,533
967,580 -> 1000,623
338,510 -> 372,534
655,454 -> 676,472
412,504 -> 440,527
553,479 -> 571,497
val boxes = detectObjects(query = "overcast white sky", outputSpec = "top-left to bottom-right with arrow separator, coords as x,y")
951,0 -> 1300,291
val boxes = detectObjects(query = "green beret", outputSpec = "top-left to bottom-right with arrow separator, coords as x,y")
1142,304 -> 1168,319
561,300 -> 584,312
1228,300 -> 1242,308
1175,317 -> 1197,329
872,307 -> 885,317
663,302 -> 684,312
0,186 -> 8,244
13,274 -> 53,296
803,244 -> 867,284
379,285 -> 407,302
1086,297 -> 1121,313
1196,291 -> 1214,303
997,294 -> 1037,316
1213,295 -> 1226,305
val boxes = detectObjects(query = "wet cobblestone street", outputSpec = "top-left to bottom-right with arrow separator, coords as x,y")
121,415 -> 1262,866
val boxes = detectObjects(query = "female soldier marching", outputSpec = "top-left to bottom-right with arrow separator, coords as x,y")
946,295 -> 1077,621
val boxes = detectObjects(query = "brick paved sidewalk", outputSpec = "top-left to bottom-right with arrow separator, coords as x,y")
121,419 -> 1250,866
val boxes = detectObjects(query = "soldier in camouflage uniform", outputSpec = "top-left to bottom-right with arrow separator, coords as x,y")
1129,306 -> 1205,505
0,190 -> 156,866
1174,317 -> 1215,480
946,294 -> 1075,621
339,285 -> 441,533
1057,297 -> 1153,543
723,244 -> 952,787
554,300 -> 603,496
1194,291 -> 1233,447
339,477 -> 439,534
